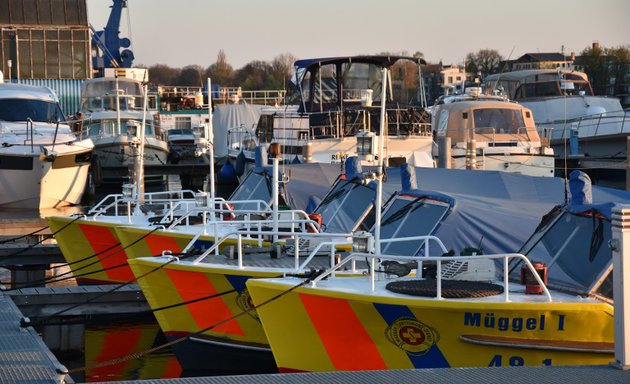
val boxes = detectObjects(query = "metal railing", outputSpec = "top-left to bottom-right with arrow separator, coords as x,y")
544,109 -> 630,141
309,249 -> 553,302
87,189 -> 197,220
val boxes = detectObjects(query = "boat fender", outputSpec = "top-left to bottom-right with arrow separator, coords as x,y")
307,213 -> 322,233
219,160 -> 238,184
235,151 -> 246,177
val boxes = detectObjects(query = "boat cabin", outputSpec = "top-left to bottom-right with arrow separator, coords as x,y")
80,77 -> 146,112
484,69 -> 594,101
433,95 -> 542,144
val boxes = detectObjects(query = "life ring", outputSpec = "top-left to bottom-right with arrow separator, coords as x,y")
182,97 -> 195,110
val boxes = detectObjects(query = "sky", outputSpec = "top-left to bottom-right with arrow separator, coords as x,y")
86,0 -> 630,69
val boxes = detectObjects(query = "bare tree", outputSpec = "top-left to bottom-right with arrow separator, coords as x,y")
465,49 -> 503,77
270,53 -> 296,87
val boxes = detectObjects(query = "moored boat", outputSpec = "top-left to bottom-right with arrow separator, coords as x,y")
254,56 -> 434,167
431,87 -> 555,176
484,69 -> 630,183
247,171 -> 621,372
77,75 -> 169,190
0,82 -> 94,209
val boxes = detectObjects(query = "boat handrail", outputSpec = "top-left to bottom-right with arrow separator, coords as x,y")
190,228 -> 349,264
271,107 -> 431,142
162,199 -> 274,227
308,251 -> 553,302
87,189 -> 197,218
540,109 -> 630,140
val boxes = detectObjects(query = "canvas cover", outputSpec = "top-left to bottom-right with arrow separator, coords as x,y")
278,164 -> 630,256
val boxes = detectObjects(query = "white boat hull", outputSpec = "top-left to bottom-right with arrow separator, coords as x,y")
0,141 -> 92,209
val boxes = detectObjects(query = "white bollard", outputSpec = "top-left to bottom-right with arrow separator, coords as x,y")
611,205 -> 630,369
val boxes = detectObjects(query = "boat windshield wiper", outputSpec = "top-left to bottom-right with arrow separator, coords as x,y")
317,179 -> 358,208
381,197 -> 423,227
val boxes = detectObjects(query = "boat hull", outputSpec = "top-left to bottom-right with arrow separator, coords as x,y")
91,135 -> 169,189
164,334 -> 277,375
247,278 -> 614,372
449,152 -> 555,177
46,216 -> 141,285
127,258 -> 283,352
0,142 -> 92,209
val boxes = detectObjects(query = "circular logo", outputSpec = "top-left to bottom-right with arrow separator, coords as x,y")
385,317 -> 439,355
236,289 -> 260,321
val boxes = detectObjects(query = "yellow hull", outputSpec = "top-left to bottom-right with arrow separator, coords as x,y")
247,278 -> 615,372
47,215 -> 268,285
128,257 -> 283,349
46,216 -> 136,285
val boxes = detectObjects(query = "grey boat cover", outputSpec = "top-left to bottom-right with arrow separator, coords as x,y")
280,163 -> 630,255
212,104 -> 266,158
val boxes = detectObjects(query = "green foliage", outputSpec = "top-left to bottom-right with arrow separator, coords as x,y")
579,44 -> 630,96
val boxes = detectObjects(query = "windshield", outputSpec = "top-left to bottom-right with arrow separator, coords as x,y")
473,108 -> 525,134
229,171 -> 271,211
512,210 -> 612,296
0,99 -> 65,123
85,118 -> 154,137
314,178 -> 375,233
375,195 -> 450,255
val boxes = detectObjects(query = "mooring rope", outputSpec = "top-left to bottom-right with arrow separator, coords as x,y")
25,256 -> 181,324
66,270 -> 322,374
0,215 -> 85,260
1,226 -> 162,291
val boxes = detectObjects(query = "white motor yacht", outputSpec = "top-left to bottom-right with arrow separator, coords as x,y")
0,83 -> 94,209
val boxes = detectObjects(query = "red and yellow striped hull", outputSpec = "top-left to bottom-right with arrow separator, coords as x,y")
46,216 -> 139,285
127,257 -> 283,349
247,278 -> 615,372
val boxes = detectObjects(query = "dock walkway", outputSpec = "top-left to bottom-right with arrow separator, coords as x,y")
0,291 -> 71,384
95,365 -> 630,384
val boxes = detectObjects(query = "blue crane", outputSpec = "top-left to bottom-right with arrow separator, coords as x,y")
91,0 -> 135,74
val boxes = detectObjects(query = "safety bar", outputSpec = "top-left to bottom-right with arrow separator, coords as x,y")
309,251 -> 553,302
191,229 -> 352,264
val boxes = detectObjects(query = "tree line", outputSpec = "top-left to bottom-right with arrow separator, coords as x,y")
145,45 -> 630,97
147,50 -> 296,89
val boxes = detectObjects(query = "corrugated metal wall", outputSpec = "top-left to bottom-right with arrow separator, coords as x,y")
16,79 -> 84,116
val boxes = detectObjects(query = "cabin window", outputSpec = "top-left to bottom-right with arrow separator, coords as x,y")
175,117 -> 192,130
437,110 -> 449,134
312,63 -> 337,110
473,108 -> 525,134
341,62 -> 380,102
0,99 -> 65,123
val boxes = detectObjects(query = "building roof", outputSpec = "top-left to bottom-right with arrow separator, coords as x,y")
514,53 -> 571,63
